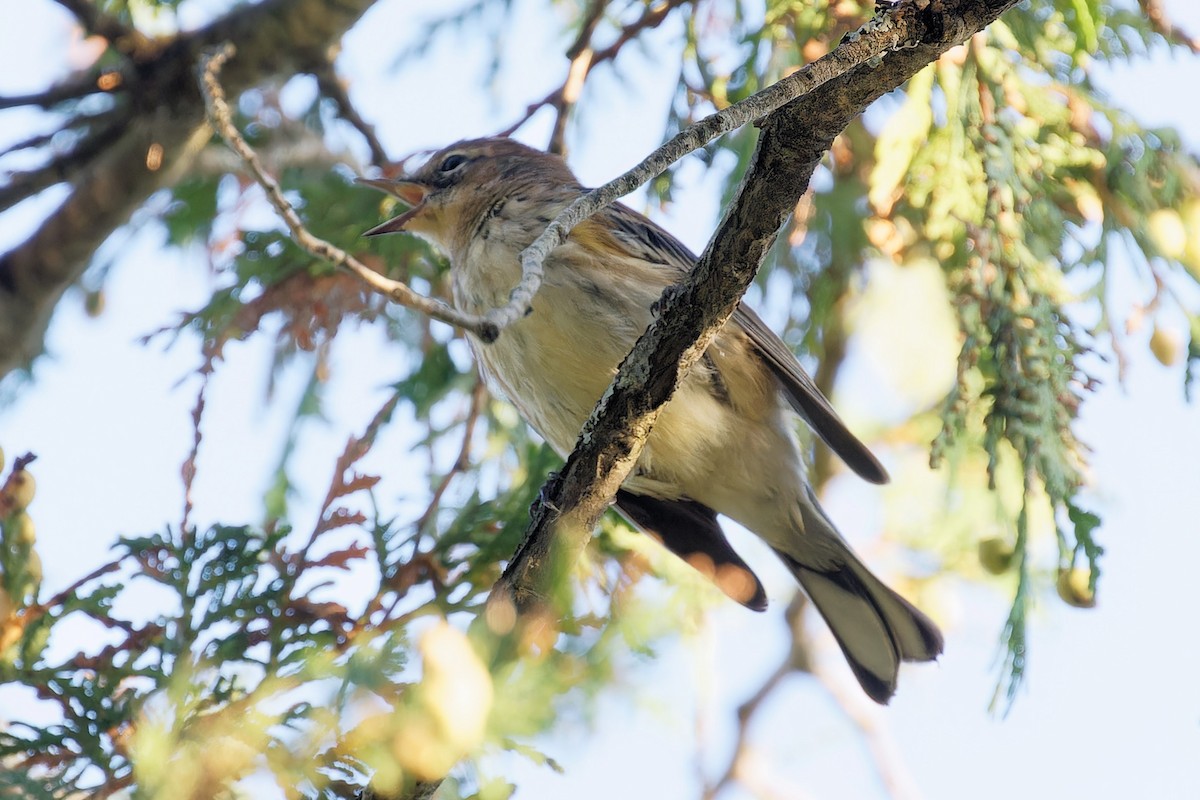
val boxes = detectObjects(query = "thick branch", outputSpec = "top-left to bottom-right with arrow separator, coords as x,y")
52,0 -> 135,44
0,108 -> 131,210
0,67 -> 126,110
484,2 -> 922,334
488,0 -> 1023,614
0,0 -> 380,379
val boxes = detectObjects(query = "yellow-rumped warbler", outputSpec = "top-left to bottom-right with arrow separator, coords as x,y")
360,137 -> 942,703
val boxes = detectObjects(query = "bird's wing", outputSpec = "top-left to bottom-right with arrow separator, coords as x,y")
731,304 -> 888,484
614,490 -> 767,611
581,202 -> 698,275
588,203 -> 889,485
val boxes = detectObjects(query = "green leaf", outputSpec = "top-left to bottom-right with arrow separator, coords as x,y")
1066,0 -> 1100,55
869,65 -> 934,214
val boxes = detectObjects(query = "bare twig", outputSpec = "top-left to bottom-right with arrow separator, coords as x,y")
1139,0 -> 1200,53
704,593 -> 919,800
485,3 -> 924,333
498,0 -> 691,143
0,108 -> 131,211
548,38 -> 595,155
700,594 -> 811,800
303,389 -> 403,562
702,594 -> 810,799
591,0 -> 690,63
546,0 -> 607,154
1,126 -> 75,158
347,381 -> 483,637
29,558 -> 125,617
197,44 -> 500,341
813,662 -> 924,800
414,378 -> 486,539
313,61 -> 391,166
179,366 -> 209,535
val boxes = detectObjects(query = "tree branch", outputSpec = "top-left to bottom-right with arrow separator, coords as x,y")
701,594 -> 811,800
0,107 -> 131,210
52,0 -> 135,45
497,0 -> 691,145
197,45 -> 495,338
0,67 -> 125,110
483,0 -> 923,335
544,0 -> 607,155
1139,0 -> 1200,53
0,0 -> 382,379
486,0 -> 1022,618
313,60 -> 391,166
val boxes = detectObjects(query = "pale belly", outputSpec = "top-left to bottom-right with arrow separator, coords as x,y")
470,285 -> 740,498
469,284 -> 805,540
452,237 -> 806,543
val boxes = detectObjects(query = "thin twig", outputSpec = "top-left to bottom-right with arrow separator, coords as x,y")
565,0 -> 608,59
486,5 -> 923,332
180,366 -> 209,535
591,0 -> 690,64
413,378 -> 487,539
702,594 -> 809,799
703,662 -> 792,799
313,61 -> 391,167
813,662 -> 924,800
548,40 -> 595,156
347,381 -> 483,634
497,0 -> 691,141
1139,0 -> 1200,53
302,389 -> 404,563
0,107 -> 127,160
0,108 -> 131,211
546,0 -> 607,154
196,44 -> 500,341
29,558 -> 125,617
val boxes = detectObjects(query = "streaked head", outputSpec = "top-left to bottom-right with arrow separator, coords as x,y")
358,138 -> 579,252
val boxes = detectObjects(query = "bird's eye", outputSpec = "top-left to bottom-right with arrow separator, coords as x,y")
438,154 -> 467,172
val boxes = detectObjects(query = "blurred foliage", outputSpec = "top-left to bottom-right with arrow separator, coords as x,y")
2,0 -> 1200,796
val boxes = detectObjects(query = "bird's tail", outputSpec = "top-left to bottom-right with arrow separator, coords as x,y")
775,487 -> 943,704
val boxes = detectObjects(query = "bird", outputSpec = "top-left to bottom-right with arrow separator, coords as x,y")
359,137 -> 942,703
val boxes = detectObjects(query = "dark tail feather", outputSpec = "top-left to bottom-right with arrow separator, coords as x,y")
777,551 -> 943,703
776,487 -> 943,704
615,490 -> 767,611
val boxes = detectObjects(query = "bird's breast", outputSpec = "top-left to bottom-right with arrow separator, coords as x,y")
458,243 -> 653,455
451,233 -> 779,506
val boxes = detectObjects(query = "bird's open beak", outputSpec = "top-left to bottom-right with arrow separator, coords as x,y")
357,177 -> 430,236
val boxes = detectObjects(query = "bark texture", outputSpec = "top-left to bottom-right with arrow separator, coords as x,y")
0,0 -> 380,376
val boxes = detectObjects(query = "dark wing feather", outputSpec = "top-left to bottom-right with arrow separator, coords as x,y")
593,203 -> 695,276
597,203 -> 888,485
615,490 -> 767,611
733,305 -> 889,485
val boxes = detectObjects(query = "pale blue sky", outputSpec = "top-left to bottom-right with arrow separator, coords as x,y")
1,1 -> 1199,798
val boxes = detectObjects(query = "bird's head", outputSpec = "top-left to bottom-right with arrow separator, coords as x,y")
358,137 -> 578,253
